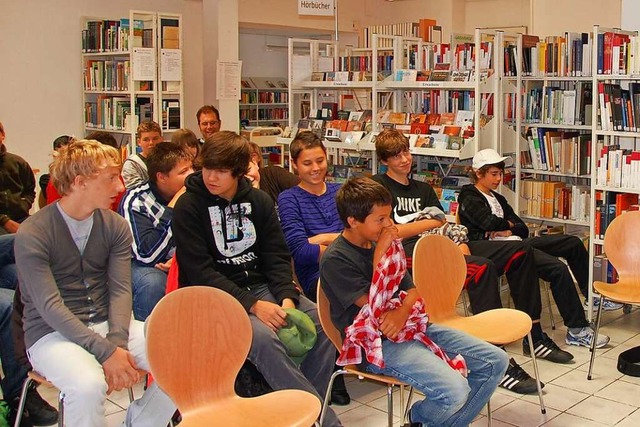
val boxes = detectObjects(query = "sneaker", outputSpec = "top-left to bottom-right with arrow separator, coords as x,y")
566,327 -> 610,349
523,333 -> 574,363
584,297 -> 624,311
499,358 -> 544,394
11,387 -> 58,427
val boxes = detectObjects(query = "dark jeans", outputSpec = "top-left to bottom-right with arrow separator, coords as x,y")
525,235 -> 590,328
467,240 -> 542,322
1,288 -> 27,400
246,284 -> 342,427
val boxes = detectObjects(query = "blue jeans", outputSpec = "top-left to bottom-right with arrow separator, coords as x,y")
1,288 -> 27,400
131,262 -> 168,321
0,234 -> 17,290
365,324 -> 508,427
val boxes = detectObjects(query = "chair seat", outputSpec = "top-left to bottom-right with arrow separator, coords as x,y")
594,280 -> 640,304
435,308 -> 533,345
343,366 -> 407,386
178,389 -> 320,427
27,371 -> 54,388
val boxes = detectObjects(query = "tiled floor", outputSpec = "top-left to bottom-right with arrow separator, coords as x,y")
16,296 -> 640,426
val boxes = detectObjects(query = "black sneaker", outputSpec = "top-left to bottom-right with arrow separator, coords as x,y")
499,358 -> 544,394
11,387 -> 59,427
523,333 -> 574,364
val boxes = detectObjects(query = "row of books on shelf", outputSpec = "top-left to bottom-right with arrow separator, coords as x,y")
523,128 -> 591,175
240,108 -> 288,121
82,19 -> 151,53
394,66 -> 485,83
240,91 -> 288,104
595,192 -> 639,239
520,180 -> 590,222
160,100 -> 180,130
357,18 -> 441,48
505,82 -> 592,126
84,97 -> 152,131
83,59 -> 130,91
597,81 -> 640,132
512,33 -> 593,77
423,90 -> 493,117
311,70 -> 377,82
595,145 -> 640,189
240,78 -> 288,90
596,31 -> 640,76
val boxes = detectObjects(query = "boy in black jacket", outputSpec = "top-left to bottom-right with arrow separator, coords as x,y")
458,148 -> 613,352
172,131 -> 341,427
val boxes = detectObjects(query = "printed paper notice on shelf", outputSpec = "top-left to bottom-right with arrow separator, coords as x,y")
216,60 -> 242,100
160,49 -> 182,81
132,48 -> 156,81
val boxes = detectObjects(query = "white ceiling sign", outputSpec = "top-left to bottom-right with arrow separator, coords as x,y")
298,0 -> 335,17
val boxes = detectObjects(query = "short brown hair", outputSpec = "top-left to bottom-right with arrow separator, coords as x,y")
0,121 -> 5,137
336,177 -> 392,228
147,141 -> 192,184
375,129 -> 410,161
290,131 -> 326,163
468,162 -> 506,183
196,105 -> 220,124
170,128 -> 200,157
50,140 -> 121,196
200,131 -> 249,178
136,121 -> 162,140
248,141 -> 263,168
85,131 -> 118,148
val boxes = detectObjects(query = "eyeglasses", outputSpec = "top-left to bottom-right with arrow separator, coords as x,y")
201,121 -> 220,127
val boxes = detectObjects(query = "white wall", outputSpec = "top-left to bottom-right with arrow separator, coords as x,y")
622,0 -> 640,31
0,0 -> 205,178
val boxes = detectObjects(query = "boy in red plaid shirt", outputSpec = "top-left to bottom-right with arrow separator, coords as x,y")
320,178 -> 508,426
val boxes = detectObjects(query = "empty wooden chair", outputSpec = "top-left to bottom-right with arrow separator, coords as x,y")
587,211 -> 640,380
146,286 -> 321,427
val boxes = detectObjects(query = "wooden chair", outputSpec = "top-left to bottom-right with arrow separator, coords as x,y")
316,283 -> 413,427
146,286 -> 321,427
13,370 -> 143,427
412,234 -> 546,422
587,211 -> 640,380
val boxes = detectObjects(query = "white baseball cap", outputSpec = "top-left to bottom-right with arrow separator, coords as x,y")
472,148 -> 514,170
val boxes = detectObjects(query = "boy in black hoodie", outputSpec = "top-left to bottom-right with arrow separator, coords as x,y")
172,131 -> 341,427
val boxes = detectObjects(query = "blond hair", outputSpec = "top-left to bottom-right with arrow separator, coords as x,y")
136,121 -> 162,140
50,140 -> 121,196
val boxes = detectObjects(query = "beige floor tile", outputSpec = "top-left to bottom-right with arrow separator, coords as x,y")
366,390 -> 411,421
614,408 -> 640,427
491,398 -> 560,427
329,398 -> 364,415
550,368 -> 617,394
520,383 -> 589,412
470,415 -> 518,426
345,378 -> 388,404
574,357 -> 625,380
518,357 -> 574,383
541,412 -> 608,426
593,380 -> 640,407
565,395 -> 636,425
337,404 -> 399,427
106,410 -> 126,427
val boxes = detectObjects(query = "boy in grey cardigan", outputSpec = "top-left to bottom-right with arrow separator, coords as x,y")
15,140 -> 175,426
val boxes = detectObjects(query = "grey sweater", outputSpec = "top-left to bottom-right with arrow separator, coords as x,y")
15,204 -> 133,363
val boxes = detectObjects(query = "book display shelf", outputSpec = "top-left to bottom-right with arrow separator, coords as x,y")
281,29 -> 500,211
81,10 -> 184,155
240,77 -> 289,127
506,25 -> 640,316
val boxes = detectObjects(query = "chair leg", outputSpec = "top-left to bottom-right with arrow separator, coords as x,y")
487,399 -> 492,426
128,386 -> 135,403
319,369 -> 346,426
57,392 -> 64,427
387,384 -> 394,427
526,331 -> 546,414
587,294 -> 605,380
13,377 -> 34,427
461,291 -> 470,316
402,387 -> 414,425
543,281 -> 555,330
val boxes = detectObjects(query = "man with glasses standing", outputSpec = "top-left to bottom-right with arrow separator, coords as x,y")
196,105 -> 222,144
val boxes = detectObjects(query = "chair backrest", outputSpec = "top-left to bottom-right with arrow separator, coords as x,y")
316,281 -> 345,353
604,211 -> 640,281
412,234 -> 467,322
146,286 -> 251,410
